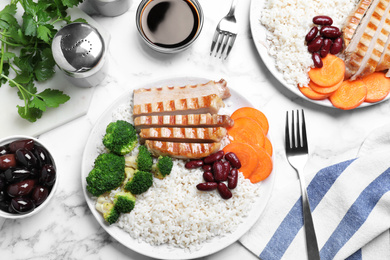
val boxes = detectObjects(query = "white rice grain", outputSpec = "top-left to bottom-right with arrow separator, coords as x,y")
261,0 -> 358,86
100,96 -> 262,250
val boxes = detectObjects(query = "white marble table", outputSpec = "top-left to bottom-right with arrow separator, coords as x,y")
1,0 -> 390,259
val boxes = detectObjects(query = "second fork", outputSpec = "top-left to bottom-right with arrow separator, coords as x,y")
210,0 -> 238,59
285,110 -> 321,260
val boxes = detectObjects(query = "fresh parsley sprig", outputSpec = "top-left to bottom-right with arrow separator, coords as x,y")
0,0 -> 85,122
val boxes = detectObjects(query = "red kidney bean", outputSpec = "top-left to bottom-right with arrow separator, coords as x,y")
228,168 -> 238,189
312,52 -> 323,68
305,27 -> 318,42
203,150 -> 224,164
320,38 -> 333,58
185,159 -> 203,169
9,139 -> 34,153
213,161 -> 224,181
202,165 -> 212,172
7,179 -> 35,197
220,161 -> 230,181
313,15 -> 333,26
225,152 -> 241,169
320,26 -> 341,39
307,36 -> 323,53
196,182 -> 218,191
0,154 -> 16,170
203,171 -> 215,182
330,37 -> 343,54
217,183 -> 232,200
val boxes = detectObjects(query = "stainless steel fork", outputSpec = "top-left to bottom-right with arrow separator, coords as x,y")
210,0 -> 238,59
285,110 -> 321,260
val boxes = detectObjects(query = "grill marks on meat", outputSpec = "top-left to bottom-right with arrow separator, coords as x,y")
343,0 -> 373,48
140,127 -> 227,143
133,79 -> 231,159
344,0 -> 390,79
133,94 -> 224,117
145,140 -> 221,159
134,114 -> 234,131
133,79 -> 231,107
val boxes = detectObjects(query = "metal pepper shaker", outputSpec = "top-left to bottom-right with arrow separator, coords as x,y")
52,23 -> 108,88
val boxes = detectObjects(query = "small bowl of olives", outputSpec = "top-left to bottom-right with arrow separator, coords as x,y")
0,136 -> 58,219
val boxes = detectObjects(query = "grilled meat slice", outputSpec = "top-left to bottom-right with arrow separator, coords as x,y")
133,79 -> 231,107
344,0 -> 385,79
133,94 -> 225,118
343,0 -> 373,48
140,127 -> 227,143
145,140 -> 221,159
134,114 -> 234,131
352,0 -> 390,79
377,27 -> 390,71
146,140 -> 222,159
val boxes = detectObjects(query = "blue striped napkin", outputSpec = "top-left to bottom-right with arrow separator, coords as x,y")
240,124 -> 390,260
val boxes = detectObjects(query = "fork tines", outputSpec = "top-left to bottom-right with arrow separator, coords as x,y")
285,110 -> 308,152
210,31 -> 237,59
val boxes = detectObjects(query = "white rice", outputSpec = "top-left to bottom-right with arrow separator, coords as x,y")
99,98 -> 262,250
260,0 -> 358,86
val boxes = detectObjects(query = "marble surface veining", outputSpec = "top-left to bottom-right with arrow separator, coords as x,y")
1,0 -> 390,259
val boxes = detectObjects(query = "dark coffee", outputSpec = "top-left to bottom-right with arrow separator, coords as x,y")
140,0 -> 200,48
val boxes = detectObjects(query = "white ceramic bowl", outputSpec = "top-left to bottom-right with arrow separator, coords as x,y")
0,135 -> 58,219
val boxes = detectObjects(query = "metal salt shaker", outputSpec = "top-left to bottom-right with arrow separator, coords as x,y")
52,23 -> 108,88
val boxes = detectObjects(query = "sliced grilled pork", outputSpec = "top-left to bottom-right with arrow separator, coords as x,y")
140,127 -> 227,143
351,0 -> 390,79
133,79 -> 230,107
145,140 -> 221,159
133,94 -> 225,118
343,0 -> 373,48
344,0 -> 383,79
134,114 -> 234,131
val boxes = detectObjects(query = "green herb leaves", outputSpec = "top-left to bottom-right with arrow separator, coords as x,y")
0,0 -> 84,122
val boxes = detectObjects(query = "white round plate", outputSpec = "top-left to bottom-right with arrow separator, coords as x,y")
249,0 -> 390,108
81,77 -> 275,259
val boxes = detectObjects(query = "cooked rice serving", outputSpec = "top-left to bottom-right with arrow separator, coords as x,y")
260,0 -> 358,86
95,98 -> 261,250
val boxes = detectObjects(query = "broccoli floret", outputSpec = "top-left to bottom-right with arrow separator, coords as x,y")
136,145 -> 153,171
152,156 -> 173,179
95,196 -> 119,225
103,203 -> 120,225
114,191 -> 136,213
86,153 -> 125,197
124,170 -> 153,194
124,145 -> 153,171
103,120 -> 137,155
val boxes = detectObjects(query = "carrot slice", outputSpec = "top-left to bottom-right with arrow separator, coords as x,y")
361,72 -> 390,103
299,86 -> 331,100
248,146 -> 273,183
222,142 -> 259,179
329,79 -> 367,110
264,137 -> 273,156
308,79 -> 343,94
230,107 -> 269,135
308,54 -> 345,87
227,117 -> 266,148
